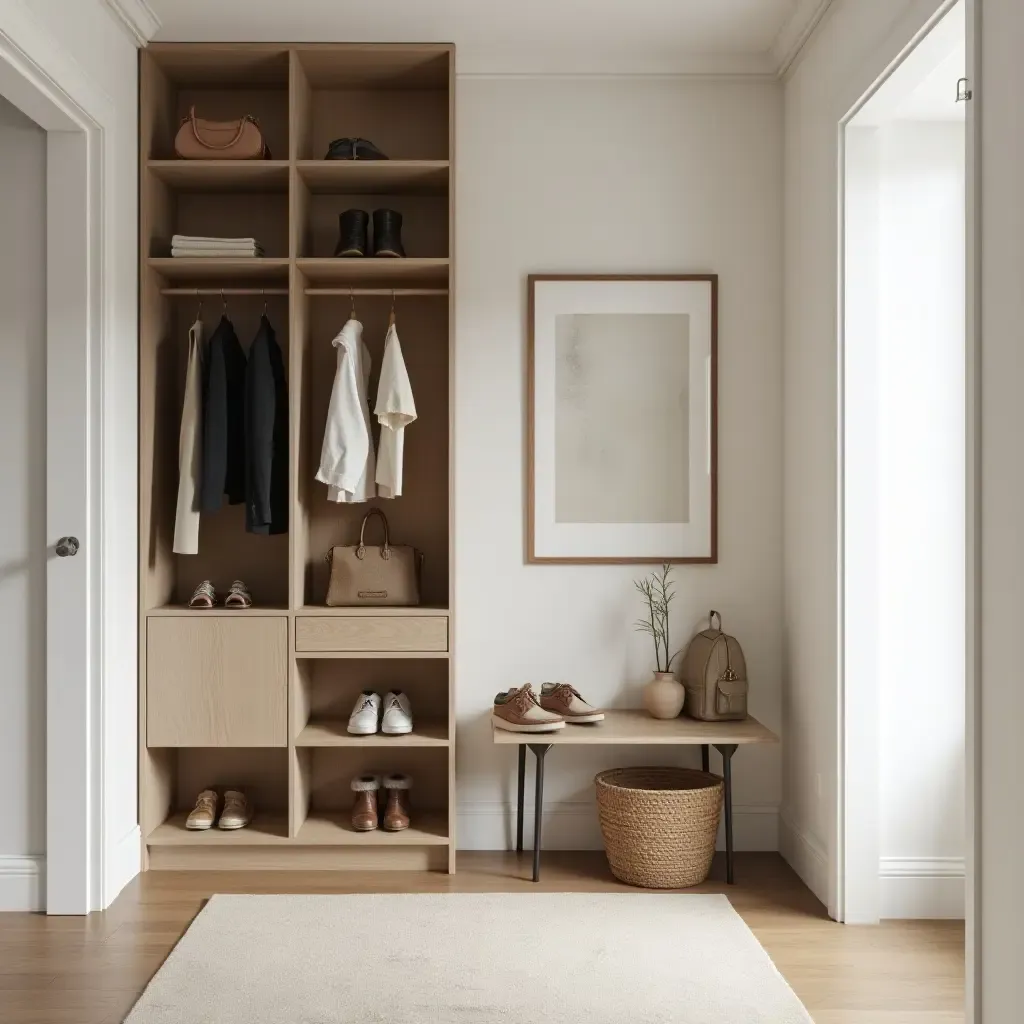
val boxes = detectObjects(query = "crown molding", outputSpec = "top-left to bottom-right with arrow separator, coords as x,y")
101,0 -> 161,46
454,45 -> 778,79
771,0 -> 834,77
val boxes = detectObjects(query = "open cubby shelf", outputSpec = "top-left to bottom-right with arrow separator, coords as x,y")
139,43 -> 455,873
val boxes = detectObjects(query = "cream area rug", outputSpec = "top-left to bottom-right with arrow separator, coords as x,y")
124,893 -> 813,1023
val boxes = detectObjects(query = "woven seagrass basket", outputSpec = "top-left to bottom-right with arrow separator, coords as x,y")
595,766 -> 723,889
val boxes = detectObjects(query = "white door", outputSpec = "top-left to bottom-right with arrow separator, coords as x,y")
0,94 -> 47,912
0,90 -> 93,914
45,128 -> 93,914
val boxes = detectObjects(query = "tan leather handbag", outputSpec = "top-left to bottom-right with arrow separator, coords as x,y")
680,611 -> 749,721
174,107 -> 270,160
324,509 -> 421,607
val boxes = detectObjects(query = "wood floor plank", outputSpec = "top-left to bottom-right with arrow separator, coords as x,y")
0,852 -> 965,1023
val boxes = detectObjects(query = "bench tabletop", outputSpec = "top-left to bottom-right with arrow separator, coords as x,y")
491,709 -> 779,746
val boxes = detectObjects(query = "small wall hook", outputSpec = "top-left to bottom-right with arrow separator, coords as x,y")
956,77 -> 973,102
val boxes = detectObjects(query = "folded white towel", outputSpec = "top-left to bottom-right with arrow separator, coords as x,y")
171,248 -> 263,258
171,235 -> 261,247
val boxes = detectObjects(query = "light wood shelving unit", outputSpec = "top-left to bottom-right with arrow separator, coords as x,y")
138,43 -> 455,873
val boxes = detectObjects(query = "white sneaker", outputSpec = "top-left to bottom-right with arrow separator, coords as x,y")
347,691 -> 382,734
381,690 -> 413,735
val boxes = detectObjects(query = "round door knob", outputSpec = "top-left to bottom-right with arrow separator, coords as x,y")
56,536 -> 80,557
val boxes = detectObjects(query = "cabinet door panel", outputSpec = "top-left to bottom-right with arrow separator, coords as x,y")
147,617 -> 287,746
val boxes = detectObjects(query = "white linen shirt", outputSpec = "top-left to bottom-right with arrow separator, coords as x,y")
374,322 -> 417,498
316,318 -> 376,503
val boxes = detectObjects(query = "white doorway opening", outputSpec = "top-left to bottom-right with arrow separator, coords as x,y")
839,0 -> 969,924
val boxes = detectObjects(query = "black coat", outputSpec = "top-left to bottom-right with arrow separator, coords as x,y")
201,316 -> 247,510
245,315 -> 288,535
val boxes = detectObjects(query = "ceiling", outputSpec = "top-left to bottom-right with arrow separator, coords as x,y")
124,0 -> 830,76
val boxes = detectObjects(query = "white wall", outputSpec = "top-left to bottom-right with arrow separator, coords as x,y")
0,0 -> 139,909
0,95 -> 46,912
455,76 -> 783,850
780,0 -> 953,911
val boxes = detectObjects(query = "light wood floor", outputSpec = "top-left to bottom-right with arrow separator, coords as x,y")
0,852 -> 964,1023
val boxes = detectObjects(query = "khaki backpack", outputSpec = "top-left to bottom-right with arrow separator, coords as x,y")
680,611 -> 749,721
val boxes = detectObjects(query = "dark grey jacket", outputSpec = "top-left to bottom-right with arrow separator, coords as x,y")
201,316 -> 247,510
245,315 -> 288,535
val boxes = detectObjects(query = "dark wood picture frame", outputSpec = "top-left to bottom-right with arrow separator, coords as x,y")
527,273 -> 718,564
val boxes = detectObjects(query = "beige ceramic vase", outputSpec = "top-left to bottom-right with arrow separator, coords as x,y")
643,672 -> 686,719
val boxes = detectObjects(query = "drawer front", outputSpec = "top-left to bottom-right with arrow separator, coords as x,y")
147,617 -> 287,746
295,615 -> 448,653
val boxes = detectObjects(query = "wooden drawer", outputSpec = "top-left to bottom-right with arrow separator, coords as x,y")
295,615 -> 448,653
147,617 -> 287,746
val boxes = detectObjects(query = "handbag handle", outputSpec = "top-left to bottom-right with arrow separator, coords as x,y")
185,106 -> 251,151
357,508 -> 392,561
709,610 -> 722,631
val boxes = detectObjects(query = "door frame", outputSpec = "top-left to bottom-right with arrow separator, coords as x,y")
0,4 -> 133,913
834,0 -> 977,1002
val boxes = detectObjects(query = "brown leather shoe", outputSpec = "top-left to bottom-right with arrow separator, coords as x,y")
539,682 -> 605,723
350,775 -> 380,831
382,773 -> 411,831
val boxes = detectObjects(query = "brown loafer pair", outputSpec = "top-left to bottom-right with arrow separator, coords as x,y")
491,682 -> 605,733
350,773 -> 411,832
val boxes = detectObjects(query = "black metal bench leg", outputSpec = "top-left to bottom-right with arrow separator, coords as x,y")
516,746 -> 526,853
714,743 -> 738,884
528,744 -> 552,882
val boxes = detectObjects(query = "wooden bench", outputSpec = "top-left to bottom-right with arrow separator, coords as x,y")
492,710 -> 779,883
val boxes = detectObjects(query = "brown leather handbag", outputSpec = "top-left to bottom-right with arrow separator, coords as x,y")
324,509 -> 421,607
174,107 -> 270,160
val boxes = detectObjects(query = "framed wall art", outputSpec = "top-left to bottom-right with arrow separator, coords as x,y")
527,274 -> 718,564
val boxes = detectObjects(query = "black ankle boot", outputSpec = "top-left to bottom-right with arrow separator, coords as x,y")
372,209 -> 405,258
334,209 -> 369,257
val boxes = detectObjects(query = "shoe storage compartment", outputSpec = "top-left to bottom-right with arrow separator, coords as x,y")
295,191 -> 448,260
139,43 -> 455,873
290,47 -> 449,162
144,747 -> 290,862
291,745 -> 449,859
292,658 -> 450,745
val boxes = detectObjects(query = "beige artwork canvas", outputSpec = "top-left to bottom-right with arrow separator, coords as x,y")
554,312 -> 691,525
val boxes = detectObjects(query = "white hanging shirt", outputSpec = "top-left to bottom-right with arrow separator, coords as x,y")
316,318 -> 376,503
374,322 -> 417,498
172,319 -> 204,554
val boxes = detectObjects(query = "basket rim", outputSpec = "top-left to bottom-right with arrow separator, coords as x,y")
595,766 -> 723,794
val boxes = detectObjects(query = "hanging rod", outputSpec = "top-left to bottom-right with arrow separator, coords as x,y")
304,288 -> 448,297
160,287 -> 289,296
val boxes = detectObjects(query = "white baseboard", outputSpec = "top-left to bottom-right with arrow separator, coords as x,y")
456,801 -> 779,852
778,810 -> 828,907
104,825 -> 140,908
0,855 -> 44,911
879,856 -> 965,919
